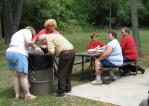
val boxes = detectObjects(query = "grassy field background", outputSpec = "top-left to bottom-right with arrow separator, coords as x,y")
0,30 -> 148,106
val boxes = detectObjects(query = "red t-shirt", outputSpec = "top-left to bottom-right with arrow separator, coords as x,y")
33,29 -> 60,42
120,34 -> 138,60
87,40 -> 106,50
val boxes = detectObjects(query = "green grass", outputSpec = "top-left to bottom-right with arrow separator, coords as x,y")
0,30 -> 149,106
0,39 -> 9,51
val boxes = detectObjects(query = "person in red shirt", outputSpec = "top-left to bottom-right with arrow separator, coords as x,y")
120,27 -> 145,76
87,33 -> 106,50
86,33 -> 106,61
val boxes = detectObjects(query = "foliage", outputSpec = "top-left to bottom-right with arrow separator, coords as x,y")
115,0 -> 131,26
1,0 -> 149,34
20,0 -> 62,31
137,0 -> 149,27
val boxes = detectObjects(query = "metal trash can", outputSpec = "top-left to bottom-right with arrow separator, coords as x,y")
28,55 -> 54,95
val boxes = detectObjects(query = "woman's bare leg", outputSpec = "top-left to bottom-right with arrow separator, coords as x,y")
95,60 -> 102,76
17,72 -> 31,97
11,69 -> 20,98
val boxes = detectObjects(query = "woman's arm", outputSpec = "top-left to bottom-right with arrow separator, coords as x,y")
24,35 -> 36,48
100,46 -> 106,49
96,46 -> 106,50
97,46 -> 113,61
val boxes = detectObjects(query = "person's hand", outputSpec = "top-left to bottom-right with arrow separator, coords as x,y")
95,59 -> 99,63
95,45 -> 100,50
94,57 -> 98,60
40,45 -> 48,49
96,47 -> 103,50
32,45 -> 37,49
95,49 -> 99,53
47,52 -> 51,55
47,52 -> 55,55
96,49 -> 102,53
95,49 -> 98,53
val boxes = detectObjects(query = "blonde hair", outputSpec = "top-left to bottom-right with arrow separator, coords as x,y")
91,33 -> 98,39
44,19 -> 57,29
25,26 -> 36,37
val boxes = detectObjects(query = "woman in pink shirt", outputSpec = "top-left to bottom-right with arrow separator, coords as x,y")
33,19 -> 60,43
33,19 -> 60,79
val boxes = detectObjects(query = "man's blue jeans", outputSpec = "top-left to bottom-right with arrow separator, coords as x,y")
123,56 -> 136,62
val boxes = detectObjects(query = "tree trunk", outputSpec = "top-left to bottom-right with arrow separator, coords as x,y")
0,10 -> 2,40
12,0 -> 24,34
2,0 -> 23,44
130,0 -> 143,57
109,0 -> 112,30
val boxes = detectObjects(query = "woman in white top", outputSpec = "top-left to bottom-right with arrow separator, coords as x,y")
6,26 -> 37,99
91,30 -> 123,85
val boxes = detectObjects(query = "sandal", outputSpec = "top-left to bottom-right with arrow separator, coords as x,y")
25,95 -> 36,100
14,95 -> 24,99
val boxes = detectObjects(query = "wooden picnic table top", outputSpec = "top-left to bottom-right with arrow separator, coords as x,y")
75,51 -> 102,57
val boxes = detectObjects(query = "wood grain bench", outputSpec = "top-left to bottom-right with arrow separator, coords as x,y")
100,60 -> 140,84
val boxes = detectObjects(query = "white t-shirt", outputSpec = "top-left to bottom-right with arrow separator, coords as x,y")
102,39 -> 123,66
6,29 -> 32,56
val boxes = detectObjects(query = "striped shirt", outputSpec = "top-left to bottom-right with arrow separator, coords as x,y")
46,34 -> 74,57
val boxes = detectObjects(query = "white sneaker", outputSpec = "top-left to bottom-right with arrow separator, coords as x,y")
111,75 -> 117,81
91,80 -> 102,85
130,71 -> 136,75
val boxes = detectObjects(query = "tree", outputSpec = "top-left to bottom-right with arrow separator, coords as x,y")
2,0 -> 23,44
130,0 -> 143,57
109,0 -> 112,30
20,0 -> 62,32
0,1 -> 2,40
0,11 -> 2,40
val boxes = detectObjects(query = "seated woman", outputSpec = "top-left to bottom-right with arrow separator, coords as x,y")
91,30 -> 123,85
86,33 -> 106,61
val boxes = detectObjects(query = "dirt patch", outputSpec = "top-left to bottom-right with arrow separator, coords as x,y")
0,50 -> 6,53
0,43 -> 9,45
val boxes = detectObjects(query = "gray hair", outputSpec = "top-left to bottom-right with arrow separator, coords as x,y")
108,30 -> 117,38
38,34 -> 46,41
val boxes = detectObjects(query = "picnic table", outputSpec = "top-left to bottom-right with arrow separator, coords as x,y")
74,51 -> 139,84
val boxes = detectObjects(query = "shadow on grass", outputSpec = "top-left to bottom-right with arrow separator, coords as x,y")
0,87 -> 14,99
0,87 -> 14,105
71,68 -> 95,85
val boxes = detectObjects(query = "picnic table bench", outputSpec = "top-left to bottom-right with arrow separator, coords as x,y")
100,59 -> 140,84
73,59 -> 140,83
